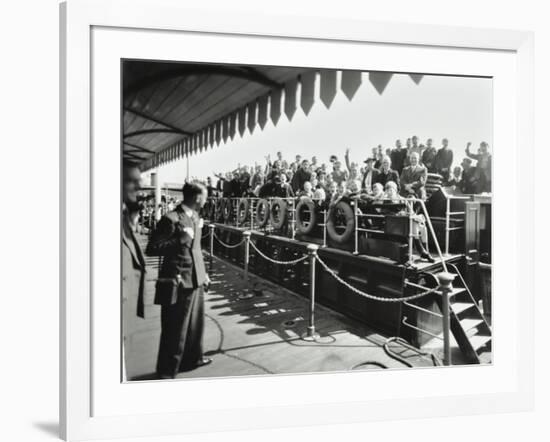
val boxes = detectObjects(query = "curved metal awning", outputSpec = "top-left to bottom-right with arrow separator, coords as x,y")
122,60 -> 423,171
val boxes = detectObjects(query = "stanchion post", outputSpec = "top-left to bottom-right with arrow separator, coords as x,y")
353,198 -> 359,255
243,231 -> 251,286
322,210 -> 327,247
302,244 -> 320,341
436,271 -> 455,366
209,224 -> 215,272
408,202 -> 414,265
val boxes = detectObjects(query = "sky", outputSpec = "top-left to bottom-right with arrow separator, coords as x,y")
145,71 -> 492,186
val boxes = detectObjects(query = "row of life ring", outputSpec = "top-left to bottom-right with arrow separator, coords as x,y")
205,197 -> 356,244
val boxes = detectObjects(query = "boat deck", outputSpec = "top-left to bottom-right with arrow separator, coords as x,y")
125,233 -> 459,381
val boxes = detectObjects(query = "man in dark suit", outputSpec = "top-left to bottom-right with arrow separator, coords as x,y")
291,159 -> 312,193
434,138 -> 453,181
400,152 -> 428,199
390,139 -> 407,174
361,157 -> 379,193
122,163 -> 146,380
146,182 -> 211,379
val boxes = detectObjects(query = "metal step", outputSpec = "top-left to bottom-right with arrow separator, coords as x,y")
451,302 -> 475,316
470,334 -> 492,353
460,318 -> 484,337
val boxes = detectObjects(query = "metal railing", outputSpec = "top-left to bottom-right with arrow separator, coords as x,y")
204,195 -> 449,269
440,193 -> 470,255
206,223 -> 456,365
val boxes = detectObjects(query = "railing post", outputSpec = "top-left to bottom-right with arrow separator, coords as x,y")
302,244 -> 320,341
290,199 -> 296,240
235,198 -> 240,228
353,198 -> 359,255
445,197 -> 450,255
408,202 -> 414,265
209,224 -> 215,272
322,210 -> 327,247
436,271 -> 456,366
250,198 -> 254,230
243,230 -> 251,285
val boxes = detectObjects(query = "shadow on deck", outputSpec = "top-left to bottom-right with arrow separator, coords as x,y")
124,234 -> 444,381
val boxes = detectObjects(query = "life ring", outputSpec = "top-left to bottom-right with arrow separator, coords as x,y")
221,198 -> 232,221
326,200 -> 355,244
270,198 -> 288,230
237,198 -> 250,224
295,197 -> 318,235
255,199 -> 270,228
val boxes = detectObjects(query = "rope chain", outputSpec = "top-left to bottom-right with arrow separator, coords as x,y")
249,240 -> 309,265
315,255 -> 439,302
213,232 -> 246,249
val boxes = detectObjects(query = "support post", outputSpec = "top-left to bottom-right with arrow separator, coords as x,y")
322,210 -> 327,247
250,198 -> 254,230
243,231 -> 251,286
302,244 -> 320,341
408,203 -> 414,265
436,271 -> 456,366
353,198 -> 359,254
290,199 -> 296,240
445,197 -> 450,255
152,171 -> 161,222
209,224 -> 215,273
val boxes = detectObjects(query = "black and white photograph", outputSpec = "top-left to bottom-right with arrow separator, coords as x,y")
121,59 -> 493,381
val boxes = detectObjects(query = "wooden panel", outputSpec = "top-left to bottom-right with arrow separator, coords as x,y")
369,72 -> 393,95
284,77 -> 298,121
257,94 -> 268,129
320,69 -> 337,108
300,70 -> 316,115
270,88 -> 282,126
341,70 -> 362,100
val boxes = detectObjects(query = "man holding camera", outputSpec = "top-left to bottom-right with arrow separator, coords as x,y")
146,182 -> 212,379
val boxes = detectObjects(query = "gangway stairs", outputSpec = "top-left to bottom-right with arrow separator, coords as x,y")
405,262 -> 492,364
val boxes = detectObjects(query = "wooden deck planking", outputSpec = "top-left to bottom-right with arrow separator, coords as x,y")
125,234 -> 443,381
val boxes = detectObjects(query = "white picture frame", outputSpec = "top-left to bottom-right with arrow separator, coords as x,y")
60,0 -> 534,440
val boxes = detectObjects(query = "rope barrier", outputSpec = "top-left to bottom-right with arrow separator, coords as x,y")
213,232 -> 246,249
315,255 -> 439,302
249,240 -> 309,265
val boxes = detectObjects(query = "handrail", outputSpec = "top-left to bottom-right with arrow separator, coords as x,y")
402,317 -> 443,340
417,199 -> 448,273
446,262 -> 491,330
403,300 -> 443,318
206,195 -> 447,271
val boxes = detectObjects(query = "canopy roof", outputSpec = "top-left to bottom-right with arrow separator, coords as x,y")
122,60 -> 423,171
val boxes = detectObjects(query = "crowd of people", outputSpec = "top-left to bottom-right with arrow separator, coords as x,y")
204,136 -> 492,205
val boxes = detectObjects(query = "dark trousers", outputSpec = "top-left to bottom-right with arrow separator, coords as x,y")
156,286 -> 205,378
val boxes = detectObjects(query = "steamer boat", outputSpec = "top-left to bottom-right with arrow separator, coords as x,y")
199,187 -> 492,365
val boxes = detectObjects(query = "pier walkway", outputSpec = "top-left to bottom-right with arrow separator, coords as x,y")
125,233 -> 445,381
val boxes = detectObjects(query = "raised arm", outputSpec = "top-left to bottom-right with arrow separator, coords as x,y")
465,142 -> 479,161
146,216 -> 192,256
344,148 -> 352,173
